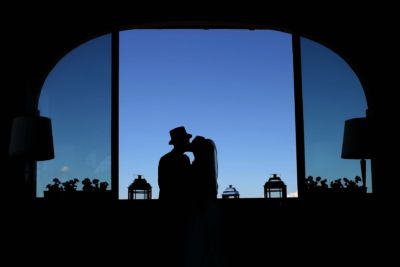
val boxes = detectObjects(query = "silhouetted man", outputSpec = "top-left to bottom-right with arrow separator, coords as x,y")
158,126 -> 192,267
158,126 -> 192,200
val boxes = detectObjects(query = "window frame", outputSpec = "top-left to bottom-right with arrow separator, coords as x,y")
37,27 -> 371,200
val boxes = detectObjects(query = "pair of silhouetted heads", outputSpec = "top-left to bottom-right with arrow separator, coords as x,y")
168,126 -> 206,154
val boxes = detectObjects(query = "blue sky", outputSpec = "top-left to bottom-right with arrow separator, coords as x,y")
37,34 -> 111,196
36,29 -> 370,198
301,37 -> 371,191
119,30 -> 297,198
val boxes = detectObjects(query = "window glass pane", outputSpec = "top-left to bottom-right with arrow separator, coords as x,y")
301,37 -> 371,192
37,34 -> 111,197
119,30 -> 297,199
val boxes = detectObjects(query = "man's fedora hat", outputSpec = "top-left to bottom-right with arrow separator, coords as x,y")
169,126 -> 192,145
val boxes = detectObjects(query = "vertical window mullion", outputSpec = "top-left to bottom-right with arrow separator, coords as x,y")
111,30 -> 119,200
292,34 -> 306,198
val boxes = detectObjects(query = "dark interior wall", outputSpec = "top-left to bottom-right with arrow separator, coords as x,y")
2,9 -> 397,264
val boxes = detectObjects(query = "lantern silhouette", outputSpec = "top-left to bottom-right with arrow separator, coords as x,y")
222,185 -> 240,199
128,175 -> 152,200
264,174 -> 287,198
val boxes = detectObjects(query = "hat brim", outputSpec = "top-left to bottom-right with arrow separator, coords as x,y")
169,134 -> 192,145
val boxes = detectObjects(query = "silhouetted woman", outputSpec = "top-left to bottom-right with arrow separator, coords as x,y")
191,136 -> 218,208
185,136 -> 221,267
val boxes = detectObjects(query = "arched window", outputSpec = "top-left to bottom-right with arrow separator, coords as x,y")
37,34 -> 112,196
301,37 -> 371,192
37,29 -> 370,198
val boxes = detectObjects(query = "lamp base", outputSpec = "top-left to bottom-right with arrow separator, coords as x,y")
360,158 -> 366,190
24,160 -> 36,199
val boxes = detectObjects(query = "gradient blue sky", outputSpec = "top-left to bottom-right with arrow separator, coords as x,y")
119,30 -> 297,199
36,29 -> 370,198
37,35 -> 111,196
301,37 -> 371,191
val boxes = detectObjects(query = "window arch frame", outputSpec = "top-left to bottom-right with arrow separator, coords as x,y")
37,24 -> 371,200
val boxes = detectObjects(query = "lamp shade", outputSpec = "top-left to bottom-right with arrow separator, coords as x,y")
9,116 -> 54,161
341,117 -> 371,159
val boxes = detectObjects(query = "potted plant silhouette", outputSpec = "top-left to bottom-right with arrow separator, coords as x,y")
305,176 -> 329,193
44,178 -> 79,199
330,176 -> 365,195
82,178 -> 109,192
62,178 -> 80,192
305,175 -> 366,198
46,178 -> 63,192
44,177 -> 111,200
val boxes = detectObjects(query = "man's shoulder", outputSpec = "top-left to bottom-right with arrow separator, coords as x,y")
160,151 -> 189,162
160,151 -> 173,161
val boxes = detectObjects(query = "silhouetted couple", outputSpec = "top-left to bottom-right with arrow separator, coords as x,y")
158,126 -> 217,203
158,126 -> 220,267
